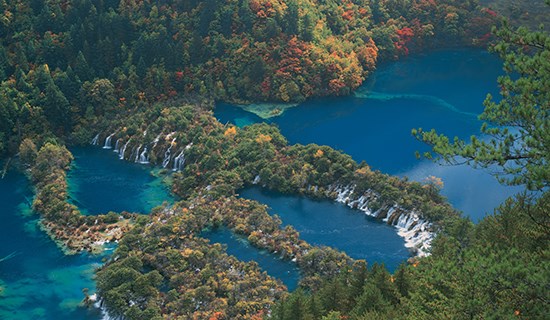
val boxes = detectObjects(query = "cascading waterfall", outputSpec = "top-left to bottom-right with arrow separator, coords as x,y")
91,134 -> 100,145
119,140 -> 130,160
253,175 -> 261,184
162,138 -> 177,168
173,143 -> 192,171
103,133 -> 115,149
173,150 -> 185,171
134,145 -> 142,163
114,139 -> 121,153
138,147 -> 149,164
329,184 -> 434,257
152,134 -> 162,148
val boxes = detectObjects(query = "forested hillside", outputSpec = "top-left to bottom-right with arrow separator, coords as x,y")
1,0 -> 548,319
0,0 -> 498,157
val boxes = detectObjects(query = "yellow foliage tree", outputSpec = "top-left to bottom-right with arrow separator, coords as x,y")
224,126 -> 237,138
255,134 -> 272,144
314,149 -> 324,158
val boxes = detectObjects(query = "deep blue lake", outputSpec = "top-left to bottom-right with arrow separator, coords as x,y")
68,146 -> 173,215
0,171 -> 106,319
239,188 -> 409,272
215,49 -> 523,221
202,228 -> 301,290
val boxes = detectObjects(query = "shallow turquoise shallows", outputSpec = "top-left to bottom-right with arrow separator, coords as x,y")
215,49 -> 524,221
0,171 -> 107,319
68,146 -> 173,215
202,228 -> 301,290
239,187 -> 409,272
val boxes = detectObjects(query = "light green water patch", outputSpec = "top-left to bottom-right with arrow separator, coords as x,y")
236,102 -> 299,119
354,89 -> 479,119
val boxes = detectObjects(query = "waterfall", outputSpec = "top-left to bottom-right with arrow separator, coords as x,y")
173,150 -> 185,171
103,133 -> 115,149
91,134 -> 100,145
119,140 -> 130,160
93,297 -> 122,320
253,175 -> 261,184
134,145 -> 142,163
153,134 -> 162,148
162,138 -> 177,168
138,147 -> 149,164
330,184 -> 434,257
113,139 -> 121,153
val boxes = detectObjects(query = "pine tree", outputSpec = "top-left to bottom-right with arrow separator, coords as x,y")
413,12 -> 550,190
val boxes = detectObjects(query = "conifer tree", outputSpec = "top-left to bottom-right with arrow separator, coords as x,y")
413,8 -> 550,190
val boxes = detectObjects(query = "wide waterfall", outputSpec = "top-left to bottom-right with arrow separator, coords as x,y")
162,138 -> 177,168
91,134 -> 99,145
103,133 -> 115,149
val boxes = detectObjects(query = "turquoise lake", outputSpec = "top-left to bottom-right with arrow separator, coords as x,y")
68,146 -> 173,215
0,171 -> 106,319
215,49 -> 524,221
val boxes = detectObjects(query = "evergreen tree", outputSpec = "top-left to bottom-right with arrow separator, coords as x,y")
413,16 -> 550,190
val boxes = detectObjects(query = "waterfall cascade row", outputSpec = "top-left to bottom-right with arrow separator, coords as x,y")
103,133 -> 115,149
328,185 -> 434,257
94,131 -> 195,169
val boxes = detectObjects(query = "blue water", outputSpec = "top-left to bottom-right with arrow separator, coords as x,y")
202,228 -> 300,290
239,188 -> 409,272
215,49 -> 523,220
0,171 -> 107,319
68,147 -> 173,215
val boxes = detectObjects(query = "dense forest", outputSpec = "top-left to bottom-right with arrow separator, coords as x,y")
0,0 -> 548,319
0,0 -> 500,157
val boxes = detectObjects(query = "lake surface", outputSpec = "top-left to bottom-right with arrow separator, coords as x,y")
215,49 -> 523,220
202,228 -> 300,290
68,146 -> 173,215
0,171 -> 106,320
239,188 -> 409,272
